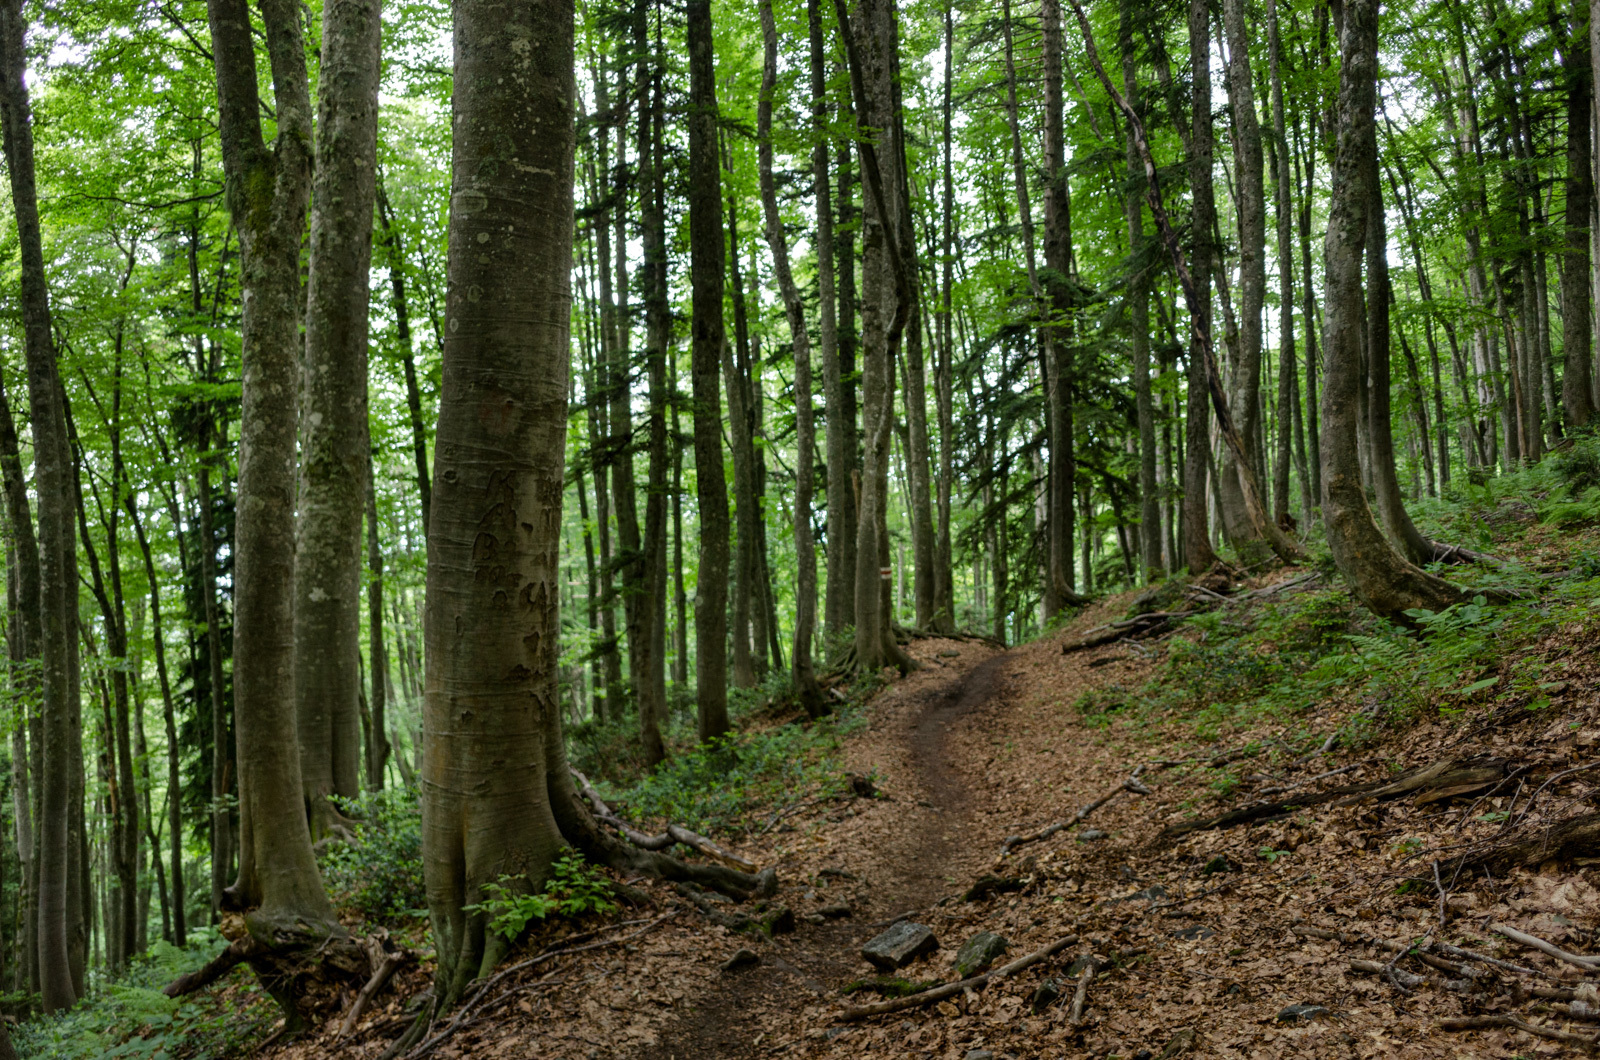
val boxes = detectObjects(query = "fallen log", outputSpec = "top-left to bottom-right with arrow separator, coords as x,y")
1457,812 -> 1600,872
1061,611 -> 1198,653
1438,1014 -> 1599,1048
571,769 -> 758,872
837,934 -> 1079,1021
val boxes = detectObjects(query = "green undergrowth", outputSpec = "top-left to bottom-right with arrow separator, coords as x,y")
1077,443 -> 1600,781
467,850 -> 618,942
16,931 -> 277,1060
319,788 -> 427,923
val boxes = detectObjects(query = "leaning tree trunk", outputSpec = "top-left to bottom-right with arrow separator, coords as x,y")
1319,0 -> 1459,619
0,0 -> 80,1013
759,0 -> 825,714
297,0 -> 380,840
204,0 -> 341,946
687,0 -> 731,739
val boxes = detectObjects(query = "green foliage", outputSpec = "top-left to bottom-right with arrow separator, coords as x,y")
319,789 -> 427,922
17,933 -> 277,1060
467,851 -> 617,942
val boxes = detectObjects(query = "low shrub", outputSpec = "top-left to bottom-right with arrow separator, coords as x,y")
319,788 -> 426,922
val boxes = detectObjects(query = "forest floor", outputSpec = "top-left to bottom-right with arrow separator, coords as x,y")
257,543 -> 1600,1059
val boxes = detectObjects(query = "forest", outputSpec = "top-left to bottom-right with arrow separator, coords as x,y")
4,0 -> 1600,1054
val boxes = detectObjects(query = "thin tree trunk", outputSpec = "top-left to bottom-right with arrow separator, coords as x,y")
1565,1 -> 1595,429
1183,0 -> 1219,574
1268,0 -> 1299,527
688,0 -> 731,739
376,182 -> 433,536
722,173 -> 759,690
205,0 -> 339,937
297,0 -> 380,839
815,1 -> 850,640
759,0 -> 824,713
934,0 -> 956,631
366,450 -> 389,789
1122,0 -> 1158,579
0,0 -> 80,1010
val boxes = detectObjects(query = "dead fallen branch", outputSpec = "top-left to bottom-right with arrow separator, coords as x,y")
1061,611 -> 1198,653
339,932 -> 412,1037
1257,762 -> 1368,797
1438,1014 -> 1599,1048
1069,955 -> 1109,1026
1292,923 -> 1556,980
1491,922 -> 1600,972
571,769 -> 757,872
838,934 -> 1079,1021
1002,767 -> 1149,855
1457,811 -> 1600,871
164,934 -> 264,997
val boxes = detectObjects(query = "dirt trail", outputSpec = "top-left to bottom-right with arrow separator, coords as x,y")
640,648 -> 1010,1058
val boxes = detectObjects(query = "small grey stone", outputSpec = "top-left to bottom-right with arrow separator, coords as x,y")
824,1025 -> 851,1040
964,1051 -> 995,1060
1065,954 -> 1096,977
817,902 -> 853,918
939,649 -> 961,658
1169,924 -> 1216,941
720,948 -> 760,972
1124,884 -> 1168,903
1030,977 -> 1062,1012
862,921 -> 939,970
803,912 -> 825,925
759,905 -> 796,936
1276,1003 -> 1330,1023
1079,829 -> 1109,841
954,931 -> 1010,977
1202,855 -> 1234,875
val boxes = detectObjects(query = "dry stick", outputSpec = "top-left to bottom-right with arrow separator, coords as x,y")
1508,761 -> 1600,829
338,951 -> 411,1037
1002,767 -> 1150,855
1258,762 -> 1367,797
1292,923 -> 1549,980
1439,1014 -> 1600,1047
1490,922 -> 1600,972
402,912 -> 677,1060
1456,764 -> 1536,834
1069,955 -> 1109,1026
838,934 -> 1079,1021
571,769 -> 757,871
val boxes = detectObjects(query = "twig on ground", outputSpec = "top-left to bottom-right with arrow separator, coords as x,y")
339,944 -> 411,1037
1258,762 -> 1367,797
1438,1014 -> 1599,1048
837,934 -> 1079,1021
1001,766 -> 1149,856
1490,922 -> 1600,972
1069,955 -> 1109,1025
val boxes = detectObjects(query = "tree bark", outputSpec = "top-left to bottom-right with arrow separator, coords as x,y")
759,0 -> 824,713
205,0 -> 339,933
1218,0 -> 1267,549
1122,0 -> 1158,580
423,0 -> 574,1002
366,450 -> 389,789
688,0 -> 731,739
934,0 -> 956,631
1564,1 -> 1595,430
1319,0 -> 1459,620
297,0 -> 380,839
1183,0 -> 1219,574
376,182 -> 433,537
1268,0 -> 1300,527
0,0 -> 80,1011
815,2 -> 850,640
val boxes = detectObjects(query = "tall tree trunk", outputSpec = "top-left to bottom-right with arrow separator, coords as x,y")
839,0 -> 915,673
722,176 -> 759,690
423,0 -> 575,1001
934,0 -> 956,631
814,1 -> 851,640
1565,1 -> 1595,429
1040,0 -> 1081,606
759,0 -> 825,713
688,0 -> 731,739
1182,0 -> 1219,574
376,182 -> 433,536
1218,0 -> 1267,548
125,498 -> 185,946
635,19 -> 669,764
1319,0 -> 1458,619
1122,0 -> 1158,579
297,0 -> 380,839
366,451 -> 389,789
205,0 -> 339,940
1268,0 -> 1300,527
0,0 -> 80,1011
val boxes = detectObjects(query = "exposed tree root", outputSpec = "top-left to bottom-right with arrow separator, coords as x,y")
570,769 -> 760,873
338,931 -> 411,1037
837,933 -> 1080,1021
1453,811 -> 1600,873
1438,1014 -> 1599,1049
1060,611 -> 1198,653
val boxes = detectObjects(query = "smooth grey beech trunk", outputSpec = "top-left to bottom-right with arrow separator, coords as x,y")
423,0 -> 574,1002
687,0 -> 731,739
759,0 -> 824,712
204,0 -> 338,933
297,0 -> 380,839
1320,0 -> 1459,620
934,0 -> 956,632
0,0 -> 80,1012
1217,0 -> 1266,549
1268,0 -> 1300,527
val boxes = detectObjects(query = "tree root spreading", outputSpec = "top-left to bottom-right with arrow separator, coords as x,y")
837,933 -> 1079,1021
